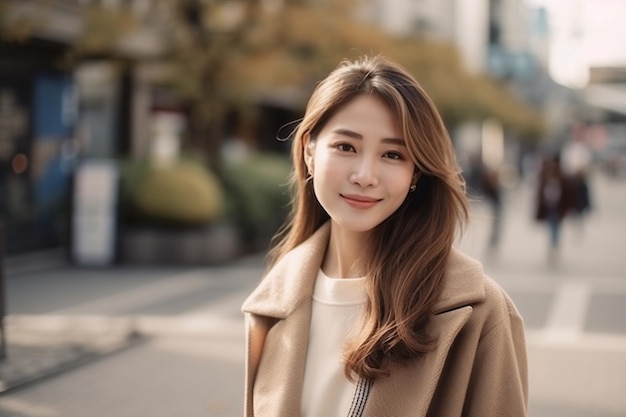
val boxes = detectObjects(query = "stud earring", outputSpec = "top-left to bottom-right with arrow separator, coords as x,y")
409,184 -> 417,192
305,168 -> 313,183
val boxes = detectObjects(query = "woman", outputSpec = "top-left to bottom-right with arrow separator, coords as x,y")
534,153 -> 576,263
242,55 -> 528,417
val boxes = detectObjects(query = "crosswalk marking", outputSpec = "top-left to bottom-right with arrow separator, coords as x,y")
542,280 -> 590,342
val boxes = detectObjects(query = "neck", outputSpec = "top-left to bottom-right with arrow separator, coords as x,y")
322,222 -> 371,278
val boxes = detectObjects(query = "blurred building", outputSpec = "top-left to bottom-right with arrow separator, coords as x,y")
366,0 -> 613,179
1,0 -> 540,255
0,0 -> 164,256
585,68 -> 626,121
0,26 -> 76,254
583,67 -> 626,176
362,0 -> 551,175
4,0 -> 620,257
361,0 -> 538,76
361,0 -> 487,74
535,1 -> 626,171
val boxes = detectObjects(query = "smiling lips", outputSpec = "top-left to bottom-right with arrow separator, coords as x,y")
341,194 -> 382,209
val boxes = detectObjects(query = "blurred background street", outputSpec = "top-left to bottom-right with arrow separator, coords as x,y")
1,0 -> 626,416
0,170 -> 624,417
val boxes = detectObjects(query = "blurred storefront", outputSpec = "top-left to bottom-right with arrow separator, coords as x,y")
0,39 -> 78,255
0,1 -> 160,257
0,56 -> 136,258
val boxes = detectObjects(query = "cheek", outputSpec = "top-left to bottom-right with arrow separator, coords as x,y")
314,150 -> 345,178
385,166 -> 414,191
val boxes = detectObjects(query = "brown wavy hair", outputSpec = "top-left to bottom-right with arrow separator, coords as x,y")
267,55 -> 469,381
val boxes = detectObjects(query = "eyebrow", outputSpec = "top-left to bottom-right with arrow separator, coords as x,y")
332,128 -> 406,146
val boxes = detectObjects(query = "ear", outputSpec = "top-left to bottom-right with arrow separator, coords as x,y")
303,132 -> 315,172
412,170 -> 422,185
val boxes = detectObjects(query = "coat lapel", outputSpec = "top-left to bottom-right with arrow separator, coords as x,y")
362,306 -> 473,417
247,300 -> 313,416
242,224 -> 330,417
362,248 -> 485,417
242,226 -> 486,417
242,223 -> 330,319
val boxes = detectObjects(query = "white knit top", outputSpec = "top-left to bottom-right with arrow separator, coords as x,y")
301,269 -> 368,417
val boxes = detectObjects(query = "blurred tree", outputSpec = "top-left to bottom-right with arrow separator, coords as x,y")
72,5 -> 139,54
233,2 -> 545,138
0,0 -> 40,42
59,0 -> 544,163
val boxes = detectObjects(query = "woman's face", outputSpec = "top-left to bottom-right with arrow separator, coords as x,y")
305,94 -> 416,234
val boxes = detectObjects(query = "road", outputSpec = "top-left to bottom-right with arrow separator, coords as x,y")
0,170 -> 625,417
458,172 -> 626,417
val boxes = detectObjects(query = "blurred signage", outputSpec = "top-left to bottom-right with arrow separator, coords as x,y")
34,73 -> 76,139
0,88 -> 29,161
487,46 -> 537,81
72,159 -> 119,266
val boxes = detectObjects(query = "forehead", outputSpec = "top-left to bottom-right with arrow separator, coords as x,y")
319,95 -> 401,137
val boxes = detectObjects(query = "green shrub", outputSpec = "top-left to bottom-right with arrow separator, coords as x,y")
118,151 -> 291,249
120,157 -> 225,227
221,152 -> 292,249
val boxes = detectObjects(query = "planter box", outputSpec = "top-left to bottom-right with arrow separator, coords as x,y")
119,222 -> 241,265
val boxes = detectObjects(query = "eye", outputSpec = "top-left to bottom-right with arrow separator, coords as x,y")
383,151 -> 404,160
336,142 -> 355,152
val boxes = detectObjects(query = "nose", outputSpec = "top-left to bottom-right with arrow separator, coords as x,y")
349,156 -> 379,188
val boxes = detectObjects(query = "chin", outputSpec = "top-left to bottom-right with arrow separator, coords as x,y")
332,218 -> 381,234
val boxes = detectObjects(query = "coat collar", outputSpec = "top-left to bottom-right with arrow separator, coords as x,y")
242,223 -> 488,417
242,222 -> 486,318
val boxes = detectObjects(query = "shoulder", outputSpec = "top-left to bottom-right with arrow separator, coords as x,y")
445,248 -> 523,332
480,275 -> 523,329
435,248 -> 485,313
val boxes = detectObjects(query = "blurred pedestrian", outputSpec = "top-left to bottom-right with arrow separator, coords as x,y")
481,166 -> 503,251
534,153 -> 576,263
242,56 -> 528,416
466,153 -> 503,255
478,163 -> 503,251
561,136 -> 593,231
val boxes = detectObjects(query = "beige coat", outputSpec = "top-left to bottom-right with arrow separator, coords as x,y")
242,224 -> 528,417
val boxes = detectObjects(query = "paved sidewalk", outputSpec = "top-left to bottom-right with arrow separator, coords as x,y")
0,244 -> 136,394
0,314 -> 142,394
0,255 -> 260,397
0,245 -> 259,396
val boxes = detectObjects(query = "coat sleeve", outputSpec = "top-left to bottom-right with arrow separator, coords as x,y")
463,291 -> 529,417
